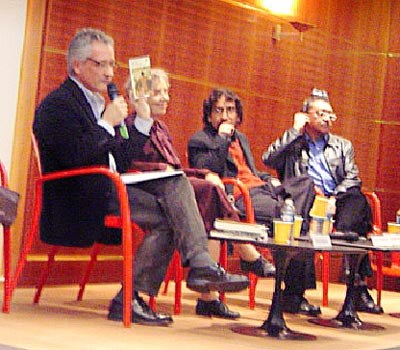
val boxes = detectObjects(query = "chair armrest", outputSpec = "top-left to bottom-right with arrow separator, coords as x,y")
221,178 -> 255,223
38,166 -> 132,236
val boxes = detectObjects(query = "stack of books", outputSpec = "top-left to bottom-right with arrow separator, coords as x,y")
209,219 -> 268,242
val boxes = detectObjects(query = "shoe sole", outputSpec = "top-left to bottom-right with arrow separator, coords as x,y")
195,311 -> 240,319
108,314 -> 172,326
187,280 -> 249,293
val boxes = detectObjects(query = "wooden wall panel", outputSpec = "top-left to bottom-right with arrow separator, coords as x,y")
18,0 -> 399,284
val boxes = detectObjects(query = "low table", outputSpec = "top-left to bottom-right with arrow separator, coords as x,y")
210,233 -> 367,340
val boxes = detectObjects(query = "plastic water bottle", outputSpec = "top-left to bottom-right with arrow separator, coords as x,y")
396,208 -> 400,224
281,198 -> 295,222
281,198 -> 295,241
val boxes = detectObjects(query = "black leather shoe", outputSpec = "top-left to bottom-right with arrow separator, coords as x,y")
186,264 -> 249,293
354,285 -> 384,314
108,293 -> 173,326
240,256 -> 276,277
282,295 -> 321,316
195,299 -> 240,319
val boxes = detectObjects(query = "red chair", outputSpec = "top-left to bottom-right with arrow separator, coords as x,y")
366,192 -> 400,307
0,160 -> 13,313
318,191 -> 382,306
7,135 -> 138,327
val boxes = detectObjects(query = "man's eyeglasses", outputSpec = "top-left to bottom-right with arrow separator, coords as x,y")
86,57 -> 118,70
213,106 -> 236,115
312,110 -> 337,121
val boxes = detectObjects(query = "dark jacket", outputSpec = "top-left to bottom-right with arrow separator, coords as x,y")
262,128 -> 361,195
188,125 -> 271,182
33,78 -> 137,247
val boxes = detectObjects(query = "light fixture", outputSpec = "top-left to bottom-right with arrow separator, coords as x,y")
272,21 -> 315,42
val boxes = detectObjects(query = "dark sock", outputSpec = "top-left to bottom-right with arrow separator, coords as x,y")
190,252 -> 215,268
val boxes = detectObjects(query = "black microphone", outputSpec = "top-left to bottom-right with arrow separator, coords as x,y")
107,83 -> 129,139
107,82 -> 120,101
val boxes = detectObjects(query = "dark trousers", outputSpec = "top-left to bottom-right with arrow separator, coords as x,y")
335,187 -> 373,279
285,186 -> 374,296
108,174 -> 209,296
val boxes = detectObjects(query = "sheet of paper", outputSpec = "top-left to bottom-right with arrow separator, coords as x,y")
121,170 -> 184,184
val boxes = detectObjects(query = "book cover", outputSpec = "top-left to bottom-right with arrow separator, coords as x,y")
209,229 -> 267,242
128,55 -> 152,99
213,219 -> 268,235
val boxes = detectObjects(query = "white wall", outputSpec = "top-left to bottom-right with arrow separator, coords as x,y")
0,0 -> 28,174
0,0 -> 27,280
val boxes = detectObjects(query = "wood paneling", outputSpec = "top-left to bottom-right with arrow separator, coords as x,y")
15,0 -> 400,285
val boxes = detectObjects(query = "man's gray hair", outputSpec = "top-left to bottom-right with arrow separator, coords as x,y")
67,28 -> 114,76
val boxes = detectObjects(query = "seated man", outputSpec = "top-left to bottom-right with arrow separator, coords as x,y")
188,88 -> 320,316
123,69 -> 275,319
262,88 -> 382,314
33,28 -> 249,327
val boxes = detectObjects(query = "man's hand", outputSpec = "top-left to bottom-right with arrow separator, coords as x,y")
102,96 -> 128,127
218,122 -> 235,137
293,112 -> 310,133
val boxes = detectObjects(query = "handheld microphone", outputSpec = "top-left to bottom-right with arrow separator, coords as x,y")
107,83 -> 129,139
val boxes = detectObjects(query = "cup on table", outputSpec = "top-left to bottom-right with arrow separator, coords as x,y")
310,196 -> 329,217
273,219 -> 293,243
387,222 -> 400,233
293,215 -> 304,238
310,215 -> 331,235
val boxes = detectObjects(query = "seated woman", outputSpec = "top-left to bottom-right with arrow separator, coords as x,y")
122,68 -> 275,319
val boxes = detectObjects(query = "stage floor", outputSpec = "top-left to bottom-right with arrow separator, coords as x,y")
1,279 -> 400,350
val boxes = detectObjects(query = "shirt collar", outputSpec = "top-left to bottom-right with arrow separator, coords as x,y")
305,132 -> 329,146
70,76 -> 105,120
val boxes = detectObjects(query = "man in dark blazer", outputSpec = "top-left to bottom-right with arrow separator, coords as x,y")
33,28 -> 248,326
188,88 -> 320,316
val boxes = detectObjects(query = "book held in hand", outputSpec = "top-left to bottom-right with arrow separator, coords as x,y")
128,55 -> 152,99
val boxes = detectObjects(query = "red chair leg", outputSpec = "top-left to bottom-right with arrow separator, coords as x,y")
77,244 -> 101,301
2,226 -> 11,313
248,273 -> 258,310
321,252 -> 330,307
219,241 -> 227,303
173,252 -> 182,315
33,246 -> 59,304
149,296 -> 156,311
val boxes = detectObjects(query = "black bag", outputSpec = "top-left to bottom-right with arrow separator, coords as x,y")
0,186 -> 20,226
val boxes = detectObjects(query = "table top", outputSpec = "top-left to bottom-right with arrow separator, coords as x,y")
209,231 -> 365,254
330,238 -> 400,252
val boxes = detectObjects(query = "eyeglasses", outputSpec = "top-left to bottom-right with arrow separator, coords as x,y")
86,57 -> 118,70
312,110 -> 337,121
213,106 -> 236,115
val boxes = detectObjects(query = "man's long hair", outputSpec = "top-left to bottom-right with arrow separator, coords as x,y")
202,88 -> 243,128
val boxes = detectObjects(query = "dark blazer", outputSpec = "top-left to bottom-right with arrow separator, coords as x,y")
33,78 -> 137,247
188,125 -> 271,182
